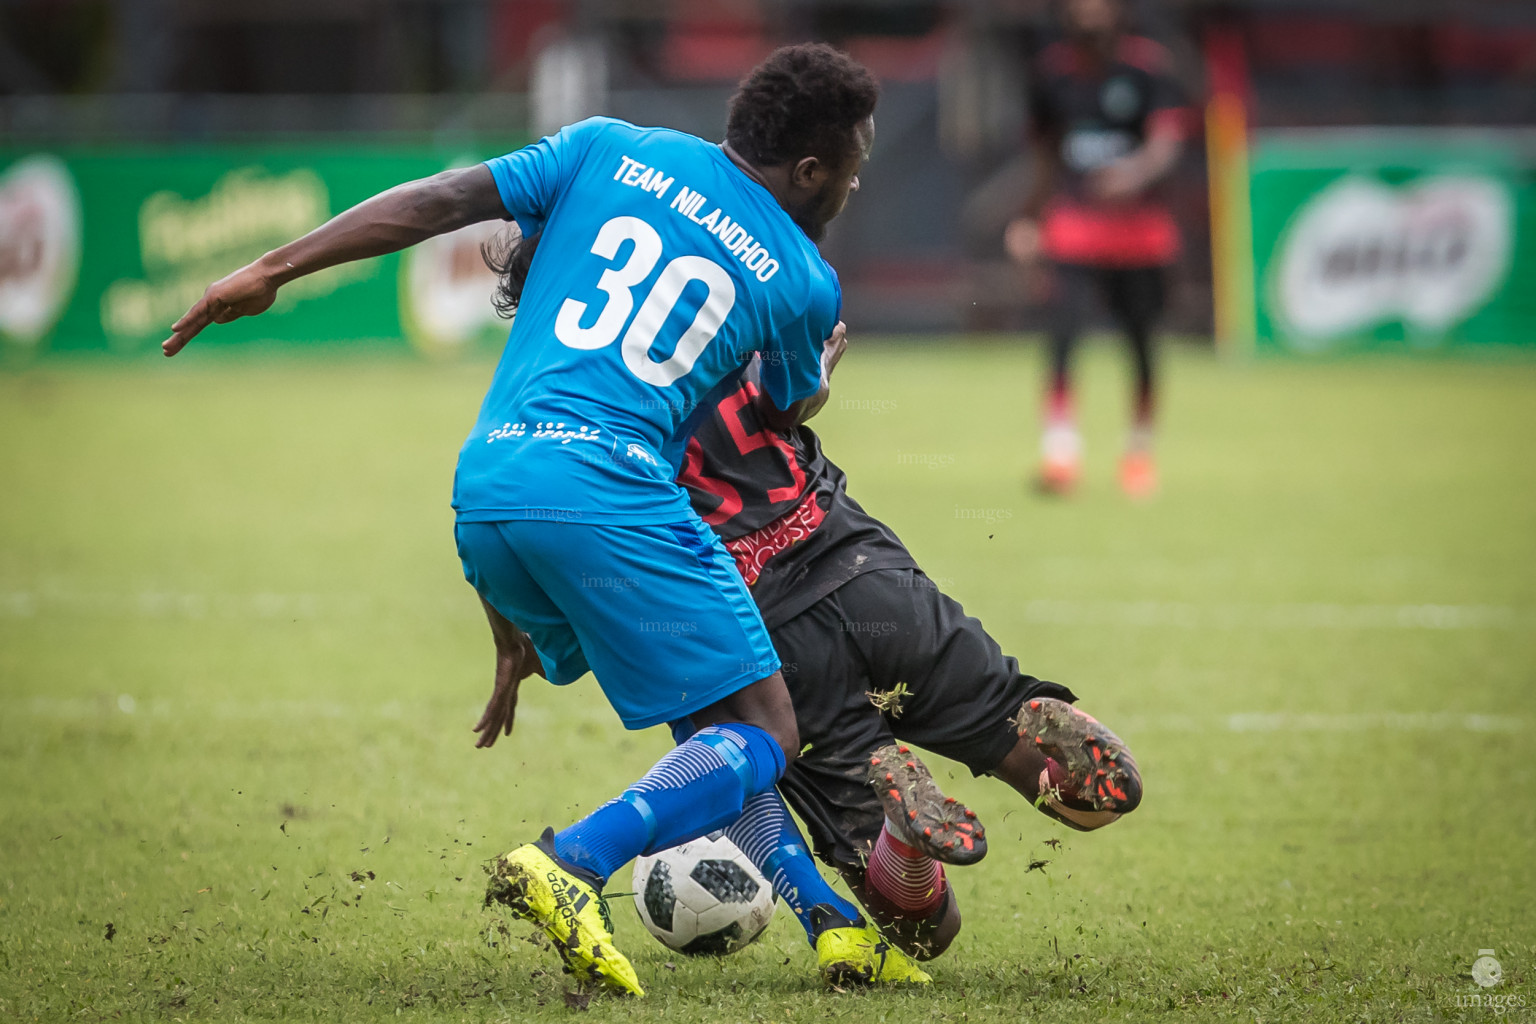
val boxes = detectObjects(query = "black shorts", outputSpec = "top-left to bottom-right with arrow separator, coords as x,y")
771,568 -> 1075,870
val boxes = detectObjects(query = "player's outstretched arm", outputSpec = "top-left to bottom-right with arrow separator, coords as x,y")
163,164 -> 506,356
472,596 -> 546,749
756,321 -> 847,432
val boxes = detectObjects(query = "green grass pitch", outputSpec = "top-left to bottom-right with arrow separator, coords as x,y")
2,340 -> 1533,1022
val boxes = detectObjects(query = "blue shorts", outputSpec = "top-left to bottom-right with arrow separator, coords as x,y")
454,515 -> 781,730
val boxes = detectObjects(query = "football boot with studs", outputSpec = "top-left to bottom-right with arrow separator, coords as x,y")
1014,697 -> 1142,830
866,743 -> 987,865
484,828 -> 644,997
811,905 -> 932,987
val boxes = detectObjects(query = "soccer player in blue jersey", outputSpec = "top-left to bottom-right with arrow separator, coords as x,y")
163,44 -> 927,993
481,230 -> 1144,971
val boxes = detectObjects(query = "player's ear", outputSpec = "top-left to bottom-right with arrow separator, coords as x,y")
789,155 -> 826,192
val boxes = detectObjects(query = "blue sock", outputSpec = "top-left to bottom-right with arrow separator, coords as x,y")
725,791 -> 865,944
554,723 -> 786,883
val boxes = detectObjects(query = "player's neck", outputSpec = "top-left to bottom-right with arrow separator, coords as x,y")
721,142 -> 813,236
722,142 -> 770,189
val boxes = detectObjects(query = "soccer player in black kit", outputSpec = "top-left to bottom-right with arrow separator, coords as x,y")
1006,0 -> 1191,497
473,231 -> 1142,964
668,355 -> 1141,959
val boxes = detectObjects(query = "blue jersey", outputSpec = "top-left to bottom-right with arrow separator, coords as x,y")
453,117 -> 840,524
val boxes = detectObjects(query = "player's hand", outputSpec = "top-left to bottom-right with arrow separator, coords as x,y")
820,320 -> 848,381
162,261 -> 281,357
472,598 -> 544,749
473,648 -> 524,747
1004,218 -> 1042,265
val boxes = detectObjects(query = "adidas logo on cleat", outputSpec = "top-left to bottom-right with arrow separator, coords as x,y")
485,833 -> 644,996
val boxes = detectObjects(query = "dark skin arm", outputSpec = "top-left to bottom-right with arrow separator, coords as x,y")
163,165 -> 506,355
471,597 -> 546,749
754,320 -> 848,432
472,599 -> 799,763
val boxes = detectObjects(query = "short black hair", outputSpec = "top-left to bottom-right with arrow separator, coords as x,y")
725,43 -> 879,168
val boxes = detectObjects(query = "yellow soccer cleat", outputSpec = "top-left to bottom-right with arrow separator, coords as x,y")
812,906 -> 932,987
485,829 -> 644,997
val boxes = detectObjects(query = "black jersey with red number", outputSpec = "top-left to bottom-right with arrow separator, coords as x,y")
678,370 -> 916,629
1029,36 -> 1190,266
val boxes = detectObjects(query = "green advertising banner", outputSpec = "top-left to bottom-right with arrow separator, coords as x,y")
1248,130 -> 1536,354
0,143 -> 523,358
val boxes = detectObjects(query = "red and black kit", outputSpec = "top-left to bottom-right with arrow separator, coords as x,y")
1028,35 -> 1189,269
1028,36 -> 1193,417
680,370 -> 1073,869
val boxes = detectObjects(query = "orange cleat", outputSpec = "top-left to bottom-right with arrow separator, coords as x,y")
1119,451 -> 1157,498
1037,455 -> 1080,495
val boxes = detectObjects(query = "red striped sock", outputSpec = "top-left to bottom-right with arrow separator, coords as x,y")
865,820 -> 946,916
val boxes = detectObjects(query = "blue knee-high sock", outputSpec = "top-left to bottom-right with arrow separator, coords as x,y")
725,791 -> 865,944
553,723 -> 785,883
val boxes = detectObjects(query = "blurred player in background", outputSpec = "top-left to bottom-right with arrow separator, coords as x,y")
479,228 -> 1144,962
1005,0 -> 1191,497
163,44 -> 930,994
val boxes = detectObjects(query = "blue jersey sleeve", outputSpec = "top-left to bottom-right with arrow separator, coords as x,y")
759,272 -> 839,412
482,117 -> 609,237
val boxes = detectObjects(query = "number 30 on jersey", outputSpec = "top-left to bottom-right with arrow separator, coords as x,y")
554,216 -> 737,387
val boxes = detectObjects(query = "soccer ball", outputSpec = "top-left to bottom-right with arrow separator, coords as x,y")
631,833 -> 776,955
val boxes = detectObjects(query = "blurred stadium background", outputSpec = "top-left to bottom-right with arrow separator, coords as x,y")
3,4 -> 1536,1021
3,0 -> 1534,351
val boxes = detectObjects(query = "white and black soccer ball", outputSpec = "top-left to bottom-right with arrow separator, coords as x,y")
631,833 -> 775,955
